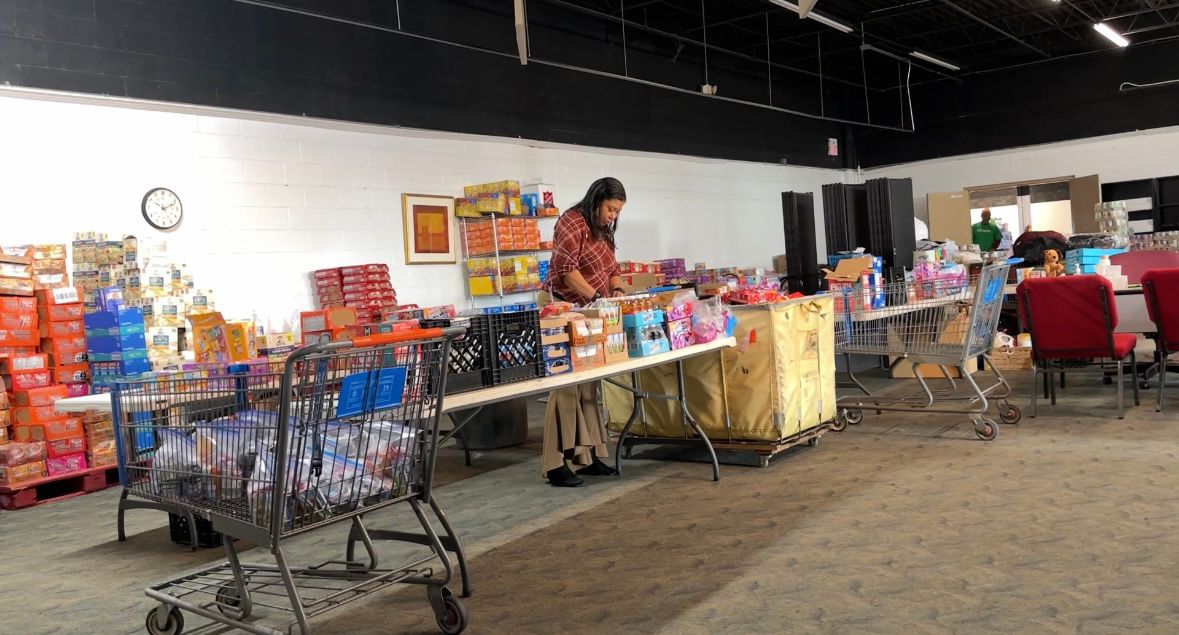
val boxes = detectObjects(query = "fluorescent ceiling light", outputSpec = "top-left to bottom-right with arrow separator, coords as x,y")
910,50 -> 961,71
1093,22 -> 1130,47
765,0 -> 854,34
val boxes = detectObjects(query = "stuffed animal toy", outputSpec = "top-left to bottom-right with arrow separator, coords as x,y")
1043,248 -> 1065,277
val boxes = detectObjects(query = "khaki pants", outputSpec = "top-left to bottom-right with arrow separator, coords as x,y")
541,382 -> 609,475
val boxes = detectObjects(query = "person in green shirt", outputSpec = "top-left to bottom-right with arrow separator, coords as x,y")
971,208 -> 1002,251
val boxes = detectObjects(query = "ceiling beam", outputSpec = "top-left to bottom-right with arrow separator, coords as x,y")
935,0 -> 1051,58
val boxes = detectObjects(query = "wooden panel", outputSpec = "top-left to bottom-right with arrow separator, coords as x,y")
1069,174 -> 1101,233
927,191 -> 972,245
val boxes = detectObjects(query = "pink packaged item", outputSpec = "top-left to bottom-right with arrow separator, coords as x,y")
665,318 -> 695,350
0,441 -> 46,466
46,452 -> 88,477
65,382 -> 90,398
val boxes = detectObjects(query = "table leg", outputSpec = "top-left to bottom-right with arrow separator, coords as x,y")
676,360 -> 720,482
613,372 -> 642,476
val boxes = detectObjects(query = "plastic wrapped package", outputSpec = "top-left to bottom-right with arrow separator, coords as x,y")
0,441 -> 46,466
150,429 -> 216,501
364,420 -> 417,479
690,296 -> 729,344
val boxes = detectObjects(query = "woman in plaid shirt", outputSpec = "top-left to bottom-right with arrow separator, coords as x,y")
543,177 -> 627,487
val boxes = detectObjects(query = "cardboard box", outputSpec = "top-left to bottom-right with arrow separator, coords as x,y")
0,296 -> 37,313
619,273 -> 663,294
0,328 -> 38,347
35,286 -> 82,305
539,317 -> 570,345
543,343 -> 570,360
11,384 -> 68,407
46,435 -> 86,459
626,326 -> 671,358
13,404 -> 67,425
51,364 -> 90,384
0,441 -> 46,466
38,319 -> 84,338
46,452 -> 87,477
604,329 -> 628,364
570,343 -> 606,371
772,254 -> 790,275
42,336 -> 89,359
13,418 -> 83,442
569,318 -> 605,346
0,312 -> 36,330
988,346 -> 1034,372
0,353 -> 48,373
0,461 -> 47,486
822,255 -> 875,283
2,369 -> 52,391
38,303 -> 85,322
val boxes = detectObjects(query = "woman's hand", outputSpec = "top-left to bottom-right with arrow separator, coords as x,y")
611,289 -> 626,298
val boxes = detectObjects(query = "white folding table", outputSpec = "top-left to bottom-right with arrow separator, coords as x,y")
56,337 -> 738,481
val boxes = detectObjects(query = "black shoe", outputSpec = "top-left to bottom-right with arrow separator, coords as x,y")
547,465 -> 584,487
576,458 -> 619,477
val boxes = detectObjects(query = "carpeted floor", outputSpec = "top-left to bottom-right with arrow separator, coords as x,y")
5,371 -> 1179,634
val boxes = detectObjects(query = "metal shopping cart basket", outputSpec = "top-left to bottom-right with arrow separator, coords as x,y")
832,261 -> 1019,441
113,327 -> 472,635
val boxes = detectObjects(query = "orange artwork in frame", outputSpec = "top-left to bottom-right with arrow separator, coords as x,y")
401,193 -> 457,265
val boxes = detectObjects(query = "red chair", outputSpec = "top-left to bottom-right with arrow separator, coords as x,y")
1141,268 -> 1179,411
1017,276 -> 1140,418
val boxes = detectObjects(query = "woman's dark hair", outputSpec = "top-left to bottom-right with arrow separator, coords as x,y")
570,177 -> 626,248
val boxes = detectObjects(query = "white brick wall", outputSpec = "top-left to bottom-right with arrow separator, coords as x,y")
863,125 -> 1179,222
0,89 -> 846,330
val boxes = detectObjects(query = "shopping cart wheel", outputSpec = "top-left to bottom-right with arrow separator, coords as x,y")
428,586 -> 469,635
144,606 -> 184,635
998,401 -> 1022,425
844,409 -> 864,425
973,417 -> 999,441
215,581 -> 249,619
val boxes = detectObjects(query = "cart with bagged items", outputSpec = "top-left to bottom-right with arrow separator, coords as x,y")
114,327 -> 473,635
833,261 -> 1019,440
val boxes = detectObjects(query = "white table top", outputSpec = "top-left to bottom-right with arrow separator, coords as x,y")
54,337 -> 737,416
440,337 -> 736,413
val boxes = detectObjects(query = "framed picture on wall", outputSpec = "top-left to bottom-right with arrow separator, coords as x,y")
401,193 -> 457,265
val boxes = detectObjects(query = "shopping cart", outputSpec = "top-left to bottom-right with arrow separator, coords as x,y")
113,327 -> 473,635
832,261 -> 1019,440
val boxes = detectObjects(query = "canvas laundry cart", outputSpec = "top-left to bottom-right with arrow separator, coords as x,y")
604,296 -> 837,467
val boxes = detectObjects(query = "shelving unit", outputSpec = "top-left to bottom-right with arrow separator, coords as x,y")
1102,175 -> 1179,233
459,213 -> 559,310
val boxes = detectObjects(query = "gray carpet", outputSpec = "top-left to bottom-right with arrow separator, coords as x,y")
4,372 -> 1179,634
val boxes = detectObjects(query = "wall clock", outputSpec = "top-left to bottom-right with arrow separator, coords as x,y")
142,187 -> 183,230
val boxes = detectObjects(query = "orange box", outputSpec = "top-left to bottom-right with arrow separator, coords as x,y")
13,418 -> 82,442
2,369 -> 52,391
299,310 -> 328,333
0,329 -> 38,347
11,384 -> 68,407
0,353 -> 47,374
0,346 -> 36,358
12,404 -> 67,425
40,336 -> 88,359
35,286 -> 82,306
37,303 -> 84,322
324,306 -> 357,329
38,319 -> 84,338
0,312 -> 36,330
0,461 -> 47,487
46,435 -> 86,459
0,296 -> 37,313
52,364 -> 90,384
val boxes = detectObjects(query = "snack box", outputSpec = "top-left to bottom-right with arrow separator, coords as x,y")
626,325 -> 671,358
35,286 -> 83,306
42,336 -> 90,359
570,343 -> 606,372
83,307 -> 144,329
665,318 -> 695,351
604,330 -> 629,364
0,328 -> 38,347
539,317 -> 570,345
0,441 -> 46,466
2,369 -> 52,391
621,309 -> 664,329
580,306 -> 621,327
46,435 -> 86,459
569,318 -> 605,347
51,364 -> 90,384
0,353 -> 48,374
543,342 -> 570,361
10,384 -> 68,407
13,418 -> 83,442
37,303 -> 85,322
38,319 -> 84,338
0,461 -> 47,487
46,452 -> 87,477
12,404 -> 67,425
545,357 -> 572,376
65,382 -> 90,398
0,277 -> 34,296
0,296 -> 37,313
0,312 -> 36,330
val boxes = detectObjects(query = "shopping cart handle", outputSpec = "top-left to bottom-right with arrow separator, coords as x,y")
350,327 -> 464,348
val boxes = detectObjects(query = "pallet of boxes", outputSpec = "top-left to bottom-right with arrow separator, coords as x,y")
0,246 -> 116,508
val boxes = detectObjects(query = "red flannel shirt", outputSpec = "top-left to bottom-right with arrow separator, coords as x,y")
547,209 -> 619,305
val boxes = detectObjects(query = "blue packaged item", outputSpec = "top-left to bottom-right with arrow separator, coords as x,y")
119,358 -> 152,376
622,309 -> 663,329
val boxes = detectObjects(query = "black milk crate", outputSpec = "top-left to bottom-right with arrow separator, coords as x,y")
168,513 -> 223,549
421,316 -> 492,394
489,310 -> 543,386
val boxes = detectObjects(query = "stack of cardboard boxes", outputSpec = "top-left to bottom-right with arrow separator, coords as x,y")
38,287 -> 90,397
0,246 -> 35,296
85,307 -> 149,394
539,317 -> 572,377
311,264 -> 397,324
82,410 -> 116,469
